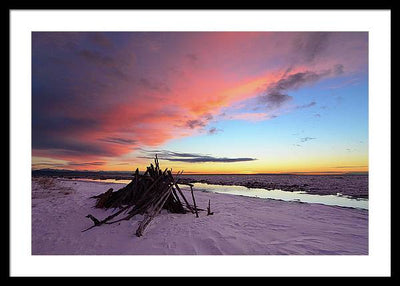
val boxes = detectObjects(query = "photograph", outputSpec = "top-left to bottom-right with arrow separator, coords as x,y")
9,9 -> 391,277
31,31 -> 369,255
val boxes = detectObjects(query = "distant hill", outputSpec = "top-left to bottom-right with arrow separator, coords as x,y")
32,168 -> 368,179
32,169 -> 135,180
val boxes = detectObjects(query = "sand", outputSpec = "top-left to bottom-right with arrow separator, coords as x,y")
31,177 -> 368,255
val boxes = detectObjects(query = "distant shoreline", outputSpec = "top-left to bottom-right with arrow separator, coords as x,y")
32,169 -> 368,178
32,169 -> 368,199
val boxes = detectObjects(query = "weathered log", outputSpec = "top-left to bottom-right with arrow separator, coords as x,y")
83,156 -> 206,236
94,188 -> 113,208
82,204 -> 133,232
90,188 -> 113,199
136,185 -> 173,237
171,187 -> 185,213
173,182 -> 195,214
207,199 -> 214,216
86,214 -> 100,225
190,185 -> 199,218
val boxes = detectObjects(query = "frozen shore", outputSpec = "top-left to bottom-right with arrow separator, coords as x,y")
31,171 -> 369,198
32,177 -> 368,255
180,174 -> 369,198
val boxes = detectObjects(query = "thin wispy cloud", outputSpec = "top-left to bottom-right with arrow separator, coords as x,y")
300,137 -> 316,142
294,32 -> 331,63
296,101 -> 317,109
68,161 -> 106,167
334,165 -> 368,169
139,149 -> 257,163
186,119 -> 206,129
207,127 -> 223,135
258,65 -> 343,110
99,137 -> 137,145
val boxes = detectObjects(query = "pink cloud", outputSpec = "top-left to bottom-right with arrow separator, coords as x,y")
227,112 -> 273,122
32,32 -> 368,168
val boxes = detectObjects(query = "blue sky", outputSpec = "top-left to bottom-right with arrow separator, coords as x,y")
32,32 -> 368,173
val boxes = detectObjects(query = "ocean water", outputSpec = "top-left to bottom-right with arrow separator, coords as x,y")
180,174 -> 368,198
188,182 -> 368,210
72,174 -> 368,210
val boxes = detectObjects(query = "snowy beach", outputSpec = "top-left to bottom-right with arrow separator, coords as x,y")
32,177 -> 368,255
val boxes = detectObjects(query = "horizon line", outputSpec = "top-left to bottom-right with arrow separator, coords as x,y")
32,168 -> 369,176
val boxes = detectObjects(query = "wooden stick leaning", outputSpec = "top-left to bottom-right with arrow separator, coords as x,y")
82,156 -> 207,236
135,184 -> 174,237
190,185 -> 199,218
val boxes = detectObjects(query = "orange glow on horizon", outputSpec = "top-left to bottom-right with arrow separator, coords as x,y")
32,32 -> 368,175
32,154 -> 368,176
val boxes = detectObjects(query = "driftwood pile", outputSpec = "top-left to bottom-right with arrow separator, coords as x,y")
83,156 -> 210,237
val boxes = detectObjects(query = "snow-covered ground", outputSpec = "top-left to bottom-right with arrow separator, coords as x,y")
32,177 -> 368,255
181,174 -> 369,198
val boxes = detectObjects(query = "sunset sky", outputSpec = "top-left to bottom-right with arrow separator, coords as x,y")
32,32 -> 368,174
